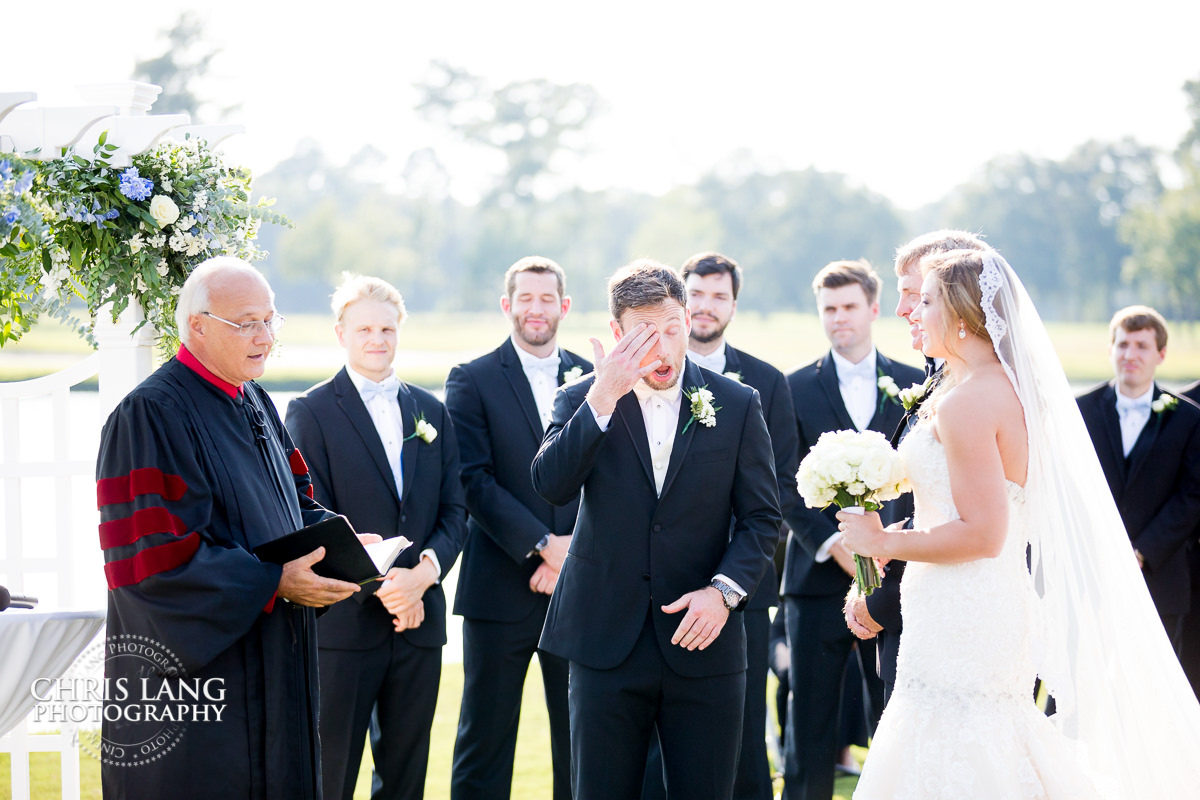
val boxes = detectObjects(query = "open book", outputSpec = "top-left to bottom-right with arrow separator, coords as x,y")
253,515 -> 413,585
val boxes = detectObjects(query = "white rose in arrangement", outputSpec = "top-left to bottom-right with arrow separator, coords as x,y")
149,195 -> 180,228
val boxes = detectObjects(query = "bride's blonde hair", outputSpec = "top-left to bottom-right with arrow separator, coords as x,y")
918,249 -> 995,420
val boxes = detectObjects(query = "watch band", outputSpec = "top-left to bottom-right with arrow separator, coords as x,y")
526,533 -> 551,560
710,578 -> 742,611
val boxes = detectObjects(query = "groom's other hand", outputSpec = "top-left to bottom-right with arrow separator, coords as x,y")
844,588 -> 882,640
662,587 -> 730,651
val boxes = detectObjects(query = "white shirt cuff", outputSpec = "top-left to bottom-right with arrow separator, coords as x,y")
421,549 -> 441,583
815,532 -> 841,563
587,400 -> 612,431
713,573 -> 747,599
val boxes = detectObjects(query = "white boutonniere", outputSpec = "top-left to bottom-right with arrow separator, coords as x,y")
1152,394 -> 1179,415
899,377 -> 933,412
877,371 -> 902,412
563,365 -> 584,383
723,370 -> 743,383
404,413 -> 438,444
683,385 -> 720,433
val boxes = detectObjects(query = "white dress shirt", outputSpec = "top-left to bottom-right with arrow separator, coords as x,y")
587,382 -> 746,599
830,347 -> 878,433
688,347 -> 727,374
346,366 -> 441,580
816,348 -> 879,563
512,336 -> 561,430
1116,385 -> 1154,457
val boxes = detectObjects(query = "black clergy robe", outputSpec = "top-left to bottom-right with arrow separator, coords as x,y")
96,354 -> 331,800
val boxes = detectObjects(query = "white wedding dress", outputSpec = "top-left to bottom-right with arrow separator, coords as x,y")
852,424 -> 1108,800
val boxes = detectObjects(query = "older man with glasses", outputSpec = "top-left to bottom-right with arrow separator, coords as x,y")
95,256 -> 367,800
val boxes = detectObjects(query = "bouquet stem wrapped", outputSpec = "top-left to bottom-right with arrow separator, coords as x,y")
796,429 -> 910,597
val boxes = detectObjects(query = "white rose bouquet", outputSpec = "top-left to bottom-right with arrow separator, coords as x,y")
796,429 -> 910,595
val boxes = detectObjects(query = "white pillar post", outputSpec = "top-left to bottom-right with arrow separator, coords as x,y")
94,303 -> 158,419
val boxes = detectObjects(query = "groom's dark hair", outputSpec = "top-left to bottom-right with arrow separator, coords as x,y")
608,259 -> 686,322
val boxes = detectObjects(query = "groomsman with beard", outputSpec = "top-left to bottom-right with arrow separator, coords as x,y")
843,231 -> 991,703
782,260 -> 923,800
533,260 -> 781,800
286,275 -> 467,800
445,256 -> 590,800
1077,306 -> 1200,656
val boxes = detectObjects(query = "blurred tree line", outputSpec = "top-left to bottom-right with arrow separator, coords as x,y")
136,18 -> 1200,322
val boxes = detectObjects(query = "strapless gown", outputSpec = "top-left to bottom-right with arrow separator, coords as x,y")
853,425 -> 1108,800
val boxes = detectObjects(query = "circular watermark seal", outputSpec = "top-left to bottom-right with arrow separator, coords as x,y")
31,633 -> 224,768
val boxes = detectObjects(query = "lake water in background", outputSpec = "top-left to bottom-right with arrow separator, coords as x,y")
0,388 -> 464,662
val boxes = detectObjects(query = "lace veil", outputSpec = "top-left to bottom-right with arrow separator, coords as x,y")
979,251 -> 1200,798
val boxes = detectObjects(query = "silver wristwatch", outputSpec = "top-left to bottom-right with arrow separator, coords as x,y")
710,578 -> 742,611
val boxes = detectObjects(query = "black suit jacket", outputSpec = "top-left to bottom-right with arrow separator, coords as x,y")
722,344 -> 804,611
1077,382 -> 1200,615
444,340 -> 592,622
533,361 -> 782,677
285,368 -> 467,650
782,350 -> 924,598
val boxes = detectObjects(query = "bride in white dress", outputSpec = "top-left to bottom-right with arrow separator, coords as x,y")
839,248 -> 1200,799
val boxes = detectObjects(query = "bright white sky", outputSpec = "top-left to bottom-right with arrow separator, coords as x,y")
5,0 -> 1200,209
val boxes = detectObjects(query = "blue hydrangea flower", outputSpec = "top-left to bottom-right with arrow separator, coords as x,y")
14,171 -> 33,194
0,160 -> 12,182
2,208 -> 17,225
118,167 -> 153,201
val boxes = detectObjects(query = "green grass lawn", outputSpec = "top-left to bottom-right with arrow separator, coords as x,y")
1,663 -> 860,799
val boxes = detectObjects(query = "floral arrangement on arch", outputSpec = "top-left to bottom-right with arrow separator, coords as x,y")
0,156 -> 50,344
3,132 -> 290,350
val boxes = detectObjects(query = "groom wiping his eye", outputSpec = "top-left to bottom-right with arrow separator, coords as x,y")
532,259 -> 781,800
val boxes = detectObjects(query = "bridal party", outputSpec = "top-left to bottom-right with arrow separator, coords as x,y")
90,229 -> 1200,800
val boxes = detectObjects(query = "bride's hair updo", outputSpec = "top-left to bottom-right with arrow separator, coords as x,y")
920,249 -> 994,356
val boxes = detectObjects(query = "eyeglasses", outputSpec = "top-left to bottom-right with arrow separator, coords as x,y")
202,311 -> 286,338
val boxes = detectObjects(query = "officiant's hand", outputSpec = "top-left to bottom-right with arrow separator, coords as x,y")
530,562 -> 560,595
837,509 -> 887,559
662,587 -> 729,651
278,547 -> 361,607
392,601 -> 425,632
377,556 -> 438,615
586,322 -> 661,416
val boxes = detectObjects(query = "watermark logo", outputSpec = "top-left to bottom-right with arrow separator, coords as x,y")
30,634 -> 226,767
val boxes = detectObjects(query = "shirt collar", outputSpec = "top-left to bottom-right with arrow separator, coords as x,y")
632,379 -> 682,408
830,347 -> 877,382
511,336 -> 560,371
688,346 -> 726,374
177,344 -> 241,399
346,365 -> 398,394
1116,384 -> 1154,411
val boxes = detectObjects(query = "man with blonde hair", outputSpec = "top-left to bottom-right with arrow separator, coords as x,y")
97,257 -> 360,799
1077,305 -> 1200,656
286,273 -> 467,800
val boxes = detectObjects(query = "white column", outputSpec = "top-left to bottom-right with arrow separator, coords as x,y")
94,303 -> 158,419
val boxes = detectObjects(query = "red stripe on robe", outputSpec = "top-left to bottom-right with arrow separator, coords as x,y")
289,449 -> 309,477
99,506 -> 190,550
97,468 -> 187,508
104,532 -> 201,590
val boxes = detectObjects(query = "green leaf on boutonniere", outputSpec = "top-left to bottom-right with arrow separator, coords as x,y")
682,385 -> 720,433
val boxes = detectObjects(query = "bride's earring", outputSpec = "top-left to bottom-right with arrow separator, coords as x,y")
958,322 -> 967,339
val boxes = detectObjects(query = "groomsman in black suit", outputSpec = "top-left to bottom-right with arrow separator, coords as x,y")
533,260 -> 781,800
1179,380 -> 1200,698
445,256 -> 590,800
782,260 -> 923,800
286,275 -> 467,800
681,252 -> 801,800
1077,306 -> 1200,655
844,231 -> 991,703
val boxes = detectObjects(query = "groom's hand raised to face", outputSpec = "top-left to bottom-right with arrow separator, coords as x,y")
586,322 -> 662,417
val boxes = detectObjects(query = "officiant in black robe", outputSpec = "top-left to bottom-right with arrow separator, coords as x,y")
96,258 -> 362,800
